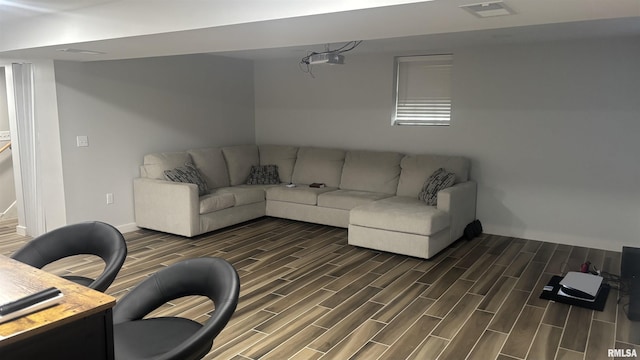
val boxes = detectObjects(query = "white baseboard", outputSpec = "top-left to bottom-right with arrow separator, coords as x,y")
483,224 -> 624,252
15,225 -> 27,236
117,222 -> 139,234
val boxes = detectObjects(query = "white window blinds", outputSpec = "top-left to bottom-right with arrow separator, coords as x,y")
392,54 -> 452,126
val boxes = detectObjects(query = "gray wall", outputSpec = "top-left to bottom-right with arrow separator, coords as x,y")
254,37 -> 640,251
54,54 -> 255,227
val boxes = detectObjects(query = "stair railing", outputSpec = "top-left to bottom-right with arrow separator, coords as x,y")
0,141 -> 11,154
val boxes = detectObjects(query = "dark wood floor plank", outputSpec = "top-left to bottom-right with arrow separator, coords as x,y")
526,272 -> 555,308
468,330 -> 508,360
320,273 -> 378,309
371,270 -> 425,304
309,301 -> 383,352
373,297 -> 437,345
555,348 -> 584,360
417,257 -> 458,285
431,293 -> 484,339
319,320 -> 385,359
240,306 -> 329,359
500,305 -> 545,358
514,261 -> 546,292
422,266 -> 467,300
256,289 -> 334,334
426,278 -> 474,318
437,310 -> 494,359
494,240 -> 526,266
479,276 -> 518,313
488,289 -> 530,333
373,282 -> 429,323
469,264 -> 508,295
462,253 -> 498,281
533,242 -> 557,263
349,341 -> 389,359
526,323 -> 562,360
542,301 -> 571,328
545,247 -> 572,274
378,315 -> 441,360
265,275 -> 334,313
504,251 -> 535,278
314,286 -> 381,329
456,245 -> 490,269
585,319 -> 615,360
407,335 -> 449,360
616,299 -> 640,346
261,324 -> 327,360
561,305 -> 594,352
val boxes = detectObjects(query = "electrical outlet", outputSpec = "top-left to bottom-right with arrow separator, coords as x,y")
106,193 -> 113,204
0,131 -> 10,141
76,135 -> 89,147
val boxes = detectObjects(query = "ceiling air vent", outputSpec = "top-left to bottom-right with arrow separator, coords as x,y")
460,1 -> 515,18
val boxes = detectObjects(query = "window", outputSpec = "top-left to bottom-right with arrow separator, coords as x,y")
392,54 -> 452,126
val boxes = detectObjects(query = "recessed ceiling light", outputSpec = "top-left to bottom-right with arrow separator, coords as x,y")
460,1 -> 515,18
57,48 -> 106,55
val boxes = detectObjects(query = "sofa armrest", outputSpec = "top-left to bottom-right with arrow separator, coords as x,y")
133,178 -> 200,237
437,181 -> 477,240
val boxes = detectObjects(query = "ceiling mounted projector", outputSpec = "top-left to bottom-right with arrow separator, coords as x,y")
307,52 -> 345,65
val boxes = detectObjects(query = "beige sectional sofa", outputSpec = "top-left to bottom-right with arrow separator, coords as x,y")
133,144 -> 477,259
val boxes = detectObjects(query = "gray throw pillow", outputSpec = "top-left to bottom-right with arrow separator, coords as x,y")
164,163 -> 209,196
246,165 -> 280,185
418,168 -> 456,206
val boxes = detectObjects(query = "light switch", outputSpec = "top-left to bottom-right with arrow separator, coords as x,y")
76,135 -> 89,147
0,131 -> 10,141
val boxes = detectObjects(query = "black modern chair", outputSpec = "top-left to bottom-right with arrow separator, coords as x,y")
11,221 -> 127,292
112,257 -> 240,360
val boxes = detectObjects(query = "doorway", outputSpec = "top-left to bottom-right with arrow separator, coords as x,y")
0,67 -> 17,220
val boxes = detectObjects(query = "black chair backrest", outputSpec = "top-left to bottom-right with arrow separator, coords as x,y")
113,257 -> 240,359
11,221 -> 127,292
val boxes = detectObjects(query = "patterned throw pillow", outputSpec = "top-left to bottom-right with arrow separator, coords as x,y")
246,165 -> 280,185
164,163 -> 209,196
418,168 -> 456,206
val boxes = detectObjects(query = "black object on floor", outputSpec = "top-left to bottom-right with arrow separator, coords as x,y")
463,219 -> 482,240
540,275 -> 610,311
621,246 -> 640,320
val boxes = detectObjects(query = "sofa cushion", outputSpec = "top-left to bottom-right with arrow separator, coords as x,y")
266,185 -> 336,205
163,164 -> 209,196
292,147 -> 345,187
187,147 -> 230,189
418,168 -> 456,206
246,165 -> 280,185
396,155 -> 469,197
143,152 -> 192,180
350,196 -> 450,236
199,193 -> 235,214
222,145 -> 259,186
259,145 -> 298,184
215,186 -> 265,206
317,190 -> 392,211
340,150 -> 403,195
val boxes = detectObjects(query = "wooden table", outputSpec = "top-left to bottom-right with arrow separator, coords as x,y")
0,255 -> 116,359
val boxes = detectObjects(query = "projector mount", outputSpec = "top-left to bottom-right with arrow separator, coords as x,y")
299,41 -> 363,77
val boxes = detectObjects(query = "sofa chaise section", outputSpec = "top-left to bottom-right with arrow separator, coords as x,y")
348,154 -> 476,259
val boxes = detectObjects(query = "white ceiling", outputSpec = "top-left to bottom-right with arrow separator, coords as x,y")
0,0 -> 639,62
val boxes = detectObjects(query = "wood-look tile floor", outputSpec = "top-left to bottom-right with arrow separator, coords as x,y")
1,217 -> 639,359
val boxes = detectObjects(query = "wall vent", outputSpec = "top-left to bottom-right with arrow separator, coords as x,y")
460,1 -> 515,18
